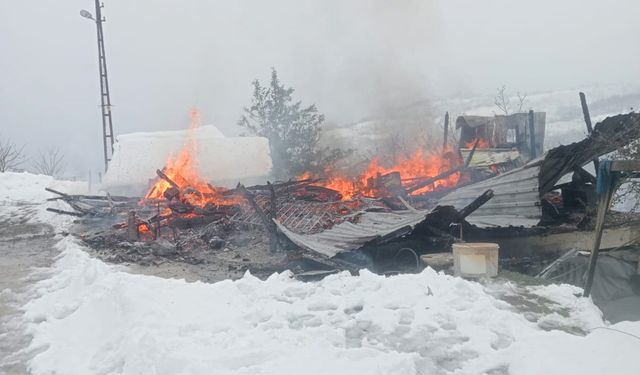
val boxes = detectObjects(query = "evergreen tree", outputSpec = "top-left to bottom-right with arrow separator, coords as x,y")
238,69 -> 326,179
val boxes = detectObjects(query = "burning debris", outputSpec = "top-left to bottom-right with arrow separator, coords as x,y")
45,122 -> 495,277
44,103 -> 640,282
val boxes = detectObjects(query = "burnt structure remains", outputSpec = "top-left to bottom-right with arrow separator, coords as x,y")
46,109 -> 640,284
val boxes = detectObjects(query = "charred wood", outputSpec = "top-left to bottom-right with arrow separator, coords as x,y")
454,189 -> 494,222
156,169 -> 180,189
127,211 -> 140,242
405,139 -> 479,195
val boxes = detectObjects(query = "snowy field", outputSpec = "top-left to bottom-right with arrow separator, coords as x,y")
2,171 -> 640,374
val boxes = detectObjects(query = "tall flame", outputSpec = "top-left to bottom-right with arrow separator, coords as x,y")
144,109 -> 239,206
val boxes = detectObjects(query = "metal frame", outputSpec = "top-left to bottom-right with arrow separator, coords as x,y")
86,1 -> 115,171
583,160 -> 640,297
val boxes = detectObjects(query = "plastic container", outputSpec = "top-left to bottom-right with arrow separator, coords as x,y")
452,243 -> 499,278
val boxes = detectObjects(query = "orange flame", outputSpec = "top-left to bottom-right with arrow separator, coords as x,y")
464,137 -> 491,149
144,109 -> 240,206
301,148 -> 462,199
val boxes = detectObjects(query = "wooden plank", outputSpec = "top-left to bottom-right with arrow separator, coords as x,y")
610,160 -> 640,172
442,111 -> 450,153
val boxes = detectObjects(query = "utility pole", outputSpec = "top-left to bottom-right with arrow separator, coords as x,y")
80,1 -> 115,172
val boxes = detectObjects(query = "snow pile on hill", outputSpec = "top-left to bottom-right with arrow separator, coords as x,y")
17,236 -> 640,375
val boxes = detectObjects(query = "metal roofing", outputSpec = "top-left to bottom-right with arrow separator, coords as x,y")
275,210 -> 428,258
275,113 -> 640,257
438,162 -> 542,227
440,112 -> 640,228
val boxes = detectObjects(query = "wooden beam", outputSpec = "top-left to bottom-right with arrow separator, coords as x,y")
404,138 -> 479,195
267,181 -> 279,253
45,187 -> 70,198
528,110 -> 536,160
464,138 -> 480,168
127,211 -> 140,242
583,185 -> 614,297
454,189 -> 494,222
442,112 -> 450,153
238,184 -> 279,242
579,92 -> 594,132
579,92 -> 599,172
156,169 -> 180,189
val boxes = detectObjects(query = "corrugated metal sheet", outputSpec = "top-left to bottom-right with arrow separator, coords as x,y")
439,163 -> 542,227
275,113 -> 640,257
275,210 -> 428,258
440,112 -> 640,228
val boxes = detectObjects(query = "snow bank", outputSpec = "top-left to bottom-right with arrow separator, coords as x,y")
19,237 -> 640,375
0,172 -> 87,204
0,171 -> 89,228
102,125 -> 272,195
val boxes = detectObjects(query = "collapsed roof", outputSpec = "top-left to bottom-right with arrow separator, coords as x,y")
277,112 -> 640,258
276,209 -> 428,258
440,112 -> 640,228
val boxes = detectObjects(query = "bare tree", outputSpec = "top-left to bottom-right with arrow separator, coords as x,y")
33,149 -> 66,177
494,85 -> 511,115
495,86 -> 528,115
516,91 -> 528,112
0,139 -> 26,172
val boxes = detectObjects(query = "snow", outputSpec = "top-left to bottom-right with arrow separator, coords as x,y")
102,125 -> 272,195
0,171 -> 89,228
14,237 -> 640,375
4,164 -> 640,374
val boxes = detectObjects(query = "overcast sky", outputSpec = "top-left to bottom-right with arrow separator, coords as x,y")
1,0 -> 639,176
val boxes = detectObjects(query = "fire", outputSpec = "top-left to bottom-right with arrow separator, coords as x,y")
300,170 -> 358,200
464,137 -> 491,149
360,149 -> 461,196
144,109 -> 240,207
301,148 -> 462,199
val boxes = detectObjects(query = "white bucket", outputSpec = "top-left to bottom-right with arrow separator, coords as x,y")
452,243 -> 499,278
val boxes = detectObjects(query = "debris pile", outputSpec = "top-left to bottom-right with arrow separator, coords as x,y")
45,108 -> 640,281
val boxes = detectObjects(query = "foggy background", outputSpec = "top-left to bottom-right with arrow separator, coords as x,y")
1,0 -> 639,177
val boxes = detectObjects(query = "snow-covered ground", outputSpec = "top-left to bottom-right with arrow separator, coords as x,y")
2,171 -> 640,374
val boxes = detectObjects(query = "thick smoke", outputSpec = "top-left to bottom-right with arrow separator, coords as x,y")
2,0 -> 640,175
